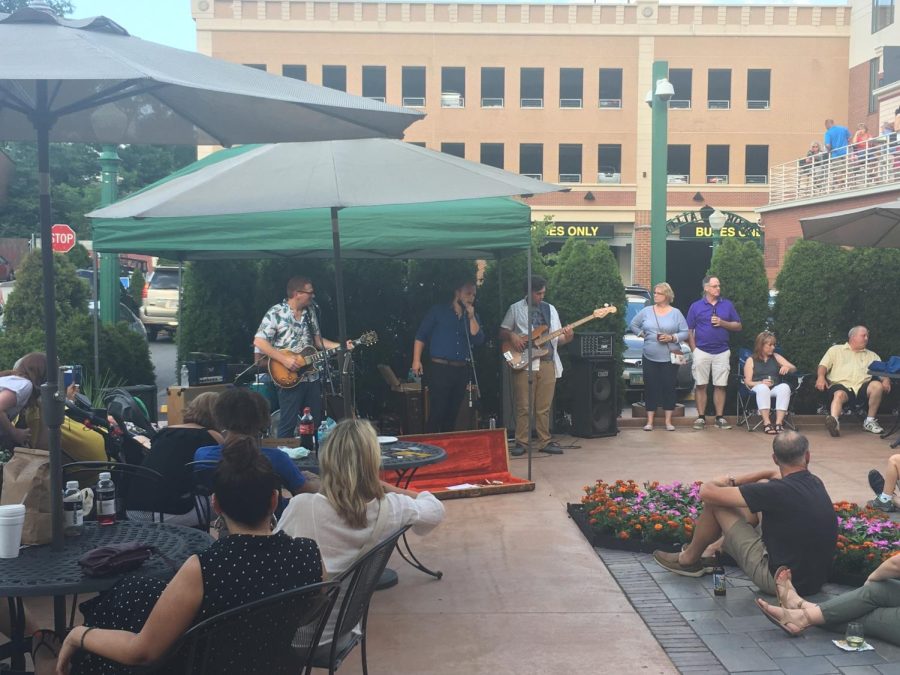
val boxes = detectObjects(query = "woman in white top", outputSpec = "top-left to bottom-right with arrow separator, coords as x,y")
276,418 -> 445,577
0,352 -> 44,450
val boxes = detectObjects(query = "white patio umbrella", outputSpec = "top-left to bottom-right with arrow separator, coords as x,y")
800,200 -> 900,248
0,1 -> 422,555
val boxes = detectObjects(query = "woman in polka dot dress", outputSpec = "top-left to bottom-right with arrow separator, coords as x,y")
48,435 -> 324,675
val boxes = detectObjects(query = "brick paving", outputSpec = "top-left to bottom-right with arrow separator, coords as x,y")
597,548 -> 900,674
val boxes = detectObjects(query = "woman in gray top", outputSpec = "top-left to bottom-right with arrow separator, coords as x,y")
629,283 -> 689,431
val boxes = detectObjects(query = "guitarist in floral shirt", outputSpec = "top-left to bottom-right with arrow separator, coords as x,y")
254,276 -> 352,438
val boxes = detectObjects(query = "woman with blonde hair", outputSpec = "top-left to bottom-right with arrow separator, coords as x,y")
743,331 -> 796,434
628,282 -> 689,431
276,418 -> 444,577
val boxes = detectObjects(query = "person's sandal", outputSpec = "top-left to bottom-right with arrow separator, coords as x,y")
31,629 -> 62,670
774,424 -> 784,434
774,566 -> 807,611
764,423 -> 777,435
755,598 -> 808,637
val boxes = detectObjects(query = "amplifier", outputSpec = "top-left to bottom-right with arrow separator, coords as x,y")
186,353 -> 229,386
571,332 -> 615,360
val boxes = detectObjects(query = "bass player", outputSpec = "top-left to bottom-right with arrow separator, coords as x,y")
500,275 -> 573,456
254,276 -> 353,438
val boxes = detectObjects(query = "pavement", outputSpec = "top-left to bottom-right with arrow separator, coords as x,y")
347,412 -> 900,674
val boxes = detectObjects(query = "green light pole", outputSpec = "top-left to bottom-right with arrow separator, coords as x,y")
649,60 -> 670,288
98,145 -> 120,325
709,209 -> 727,255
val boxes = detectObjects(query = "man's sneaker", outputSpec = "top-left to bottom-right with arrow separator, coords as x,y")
540,441 -> 564,455
653,550 -> 705,578
692,417 -> 706,430
864,418 -> 885,435
825,415 -> 840,437
510,445 -> 526,457
681,544 -> 716,574
714,417 -> 732,430
869,469 -> 886,497
868,497 -> 896,513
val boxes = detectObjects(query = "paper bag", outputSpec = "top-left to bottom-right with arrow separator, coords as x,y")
1,447 -> 52,545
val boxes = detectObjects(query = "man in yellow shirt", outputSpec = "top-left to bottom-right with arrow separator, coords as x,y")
815,326 -> 891,437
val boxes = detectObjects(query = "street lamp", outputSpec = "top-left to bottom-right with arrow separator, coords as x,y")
649,62 -> 673,287
709,209 -> 727,254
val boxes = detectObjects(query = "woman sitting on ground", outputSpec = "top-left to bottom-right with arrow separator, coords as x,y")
125,392 -> 223,526
194,388 -> 319,505
757,561 -> 900,646
743,331 -> 797,434
42,436 -> 324,675
276,417 -> 444,577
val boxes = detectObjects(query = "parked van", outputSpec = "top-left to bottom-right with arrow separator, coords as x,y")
140,266 -> 180,341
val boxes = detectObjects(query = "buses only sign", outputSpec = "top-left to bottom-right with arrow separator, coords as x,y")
51,224 -> 76,253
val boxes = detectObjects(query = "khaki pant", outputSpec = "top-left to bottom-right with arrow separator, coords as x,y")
512,360 -> 556,450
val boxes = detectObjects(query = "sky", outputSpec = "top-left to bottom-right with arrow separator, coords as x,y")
68,0 -> 847,54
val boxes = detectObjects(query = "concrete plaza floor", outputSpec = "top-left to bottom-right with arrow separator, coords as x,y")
350,416 -> 899,674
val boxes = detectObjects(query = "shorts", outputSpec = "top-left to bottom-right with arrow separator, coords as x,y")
692,348 -> 731,387
722,519 -> 776,595
826,380 -> 873,409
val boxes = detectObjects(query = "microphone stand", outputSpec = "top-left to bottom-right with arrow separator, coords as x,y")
462,303 -> 481,422
309,303 -> 338,397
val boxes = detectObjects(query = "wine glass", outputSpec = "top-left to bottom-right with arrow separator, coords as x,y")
845,622 -> 865,649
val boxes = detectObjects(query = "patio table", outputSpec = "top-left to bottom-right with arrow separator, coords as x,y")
0,521 -> 212,672
290,440 -> 447,587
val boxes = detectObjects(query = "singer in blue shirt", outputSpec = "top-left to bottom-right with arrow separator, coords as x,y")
412,279 -> 485,432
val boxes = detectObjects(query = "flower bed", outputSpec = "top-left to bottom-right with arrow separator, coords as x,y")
570,480 -> 900,583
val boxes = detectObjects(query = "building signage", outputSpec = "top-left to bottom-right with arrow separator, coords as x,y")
546,223 -> 615,239
666,210 -> 762,241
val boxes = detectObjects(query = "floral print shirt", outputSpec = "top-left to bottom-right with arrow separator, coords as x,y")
255,301 -> 319,382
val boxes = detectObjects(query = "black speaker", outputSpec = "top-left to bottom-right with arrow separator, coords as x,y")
570,359 -> 618,438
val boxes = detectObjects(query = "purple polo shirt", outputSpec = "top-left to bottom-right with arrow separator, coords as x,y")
686,297 -> 741,355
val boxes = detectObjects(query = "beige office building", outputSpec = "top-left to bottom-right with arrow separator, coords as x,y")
192,0 -> 851,299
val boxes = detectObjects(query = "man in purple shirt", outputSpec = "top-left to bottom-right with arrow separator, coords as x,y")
686,275 -> 742,430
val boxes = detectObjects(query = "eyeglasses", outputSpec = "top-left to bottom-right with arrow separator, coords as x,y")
297,289 -> 315,296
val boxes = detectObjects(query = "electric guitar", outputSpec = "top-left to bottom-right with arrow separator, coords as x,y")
268,331 -> 378,389
501,306 -> 617,370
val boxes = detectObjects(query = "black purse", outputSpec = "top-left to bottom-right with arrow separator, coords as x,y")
78,542 -> 174,578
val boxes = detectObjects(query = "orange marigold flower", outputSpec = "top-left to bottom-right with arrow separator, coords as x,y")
654,523 -> 663,531
667,521 -> 679,528
618,531 -> 630,540
634,524 -> 642,531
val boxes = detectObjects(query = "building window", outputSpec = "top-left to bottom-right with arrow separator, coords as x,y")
707,69 -> 731,110
407,141 -> 426,148
481,67 -> 505,108
747,69 -> 771,109
745,145 -> 769,184
668,69 -> 692,110
362,66 -> 386,101
706,145 -> 730,184
598,68 -> 623,108
402,66 -> 426,107
481,143 -> 504,169
869,58 -> 880,114
244,63 -> 266,71
520,143 -> 543,179
559,144 -> 582,183
440,67 -> 466,108
282,65 -> 306,81
322,65 -> 346,92
560,68 -> 583,108
441,142 -> 465,159
873,0 -> 895,33
520,68 -> 544,108
667,145 -> 690,183
597,144 -> 622,183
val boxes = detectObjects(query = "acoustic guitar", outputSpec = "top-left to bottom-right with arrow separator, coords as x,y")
501,306 -> 617,370
268,331 -> 378,389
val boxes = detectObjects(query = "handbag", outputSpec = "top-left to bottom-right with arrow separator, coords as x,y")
78,541 -> 175,578
651,310 -> 686,365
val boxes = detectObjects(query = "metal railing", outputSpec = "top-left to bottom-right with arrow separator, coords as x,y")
769,136 -> 900,205
521,98 -> 544,108
599,98 -> 622,109
560,98 -> 583,108
481,97 -> 504,108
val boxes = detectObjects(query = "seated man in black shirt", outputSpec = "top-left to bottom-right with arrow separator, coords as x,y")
654,432 -> 837,596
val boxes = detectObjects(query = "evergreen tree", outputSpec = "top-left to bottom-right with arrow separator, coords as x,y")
3,250 -> 88,331
128,268 -> 146,309
844,247 -> 900,360
707,237 -> 769,351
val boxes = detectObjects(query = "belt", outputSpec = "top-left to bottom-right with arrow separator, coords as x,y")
431,358 -> 468,367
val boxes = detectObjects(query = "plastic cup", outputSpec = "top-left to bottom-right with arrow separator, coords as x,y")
0,504 -> 26,558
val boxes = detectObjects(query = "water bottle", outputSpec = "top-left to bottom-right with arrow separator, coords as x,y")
317,420 -> 329,448
408,368 -> 421,385
63,480 -> 83,536
713,552 -> 726,597
96,472 -> 117,526
180,363 -> 190,386
298,407 -> 315,449
489,415 -> 497,430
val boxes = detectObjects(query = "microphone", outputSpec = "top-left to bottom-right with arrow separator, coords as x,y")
310,300 -> 320,310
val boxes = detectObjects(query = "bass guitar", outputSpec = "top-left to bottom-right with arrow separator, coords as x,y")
501,306 -> 617,370
268,331 -> 378,389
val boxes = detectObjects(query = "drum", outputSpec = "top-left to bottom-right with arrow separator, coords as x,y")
249,381 -> 279,413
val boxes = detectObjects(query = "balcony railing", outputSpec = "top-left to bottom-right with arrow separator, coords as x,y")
769,136 -> 900,205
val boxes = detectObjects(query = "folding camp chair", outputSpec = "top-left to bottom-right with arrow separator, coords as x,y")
735,348 -> 799,432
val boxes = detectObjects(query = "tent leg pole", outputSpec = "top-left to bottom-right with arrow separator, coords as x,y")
36,82 -> 67,634
526,248 -> 533,481
331,207 -> 352,419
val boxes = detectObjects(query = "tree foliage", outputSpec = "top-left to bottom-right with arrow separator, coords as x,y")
844,247 -> 900,360
3,250 -> 89,331
707,237 -> 770,351
0,0 -> 71,14
128,268 -> 145,309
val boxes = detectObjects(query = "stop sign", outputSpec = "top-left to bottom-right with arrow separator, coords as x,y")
51,224 -> 76,253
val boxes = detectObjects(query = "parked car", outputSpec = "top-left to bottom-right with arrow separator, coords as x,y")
88,301 -> 148,340
139,266 -> 180,341
76,269 -> 140,316
622,287 -> 693,401
0,255 -> 13,282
